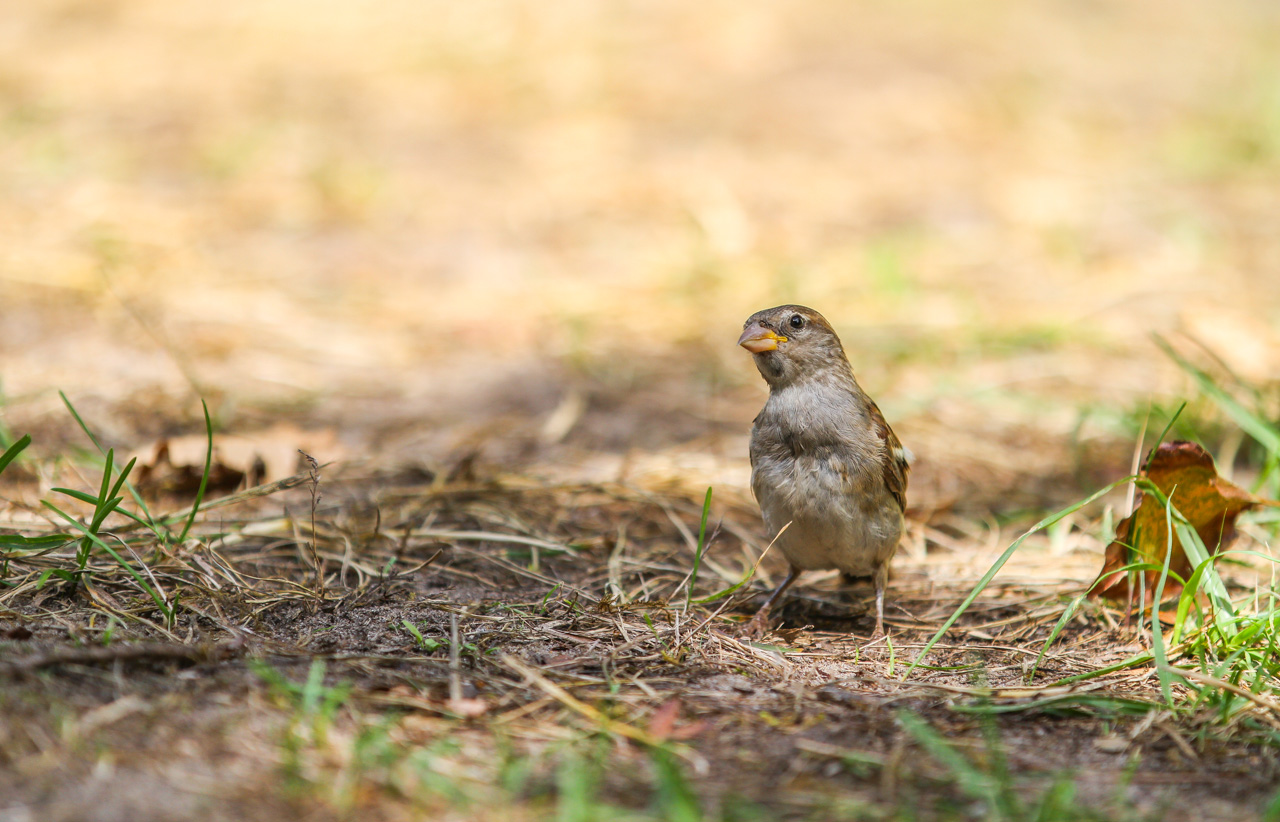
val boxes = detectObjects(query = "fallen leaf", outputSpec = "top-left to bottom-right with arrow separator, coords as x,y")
645,697 -> 707,741
1090,440 -> 1279,602
132,425 -> 343,499
134,439 -> 249,498
648,698 -> 682,741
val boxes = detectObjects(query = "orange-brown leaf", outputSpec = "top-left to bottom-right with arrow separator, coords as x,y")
647,698 -> 682,741
1090,440 -> 1277,602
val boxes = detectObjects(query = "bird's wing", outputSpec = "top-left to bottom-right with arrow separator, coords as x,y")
867,399 -> 909,512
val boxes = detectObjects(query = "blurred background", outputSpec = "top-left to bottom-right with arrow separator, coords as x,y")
3,0 -> 1280,514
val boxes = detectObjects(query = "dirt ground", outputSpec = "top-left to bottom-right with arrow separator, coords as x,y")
3,1 -> 1280,820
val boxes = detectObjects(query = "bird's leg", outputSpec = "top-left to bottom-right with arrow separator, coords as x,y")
871,564 -> 889,639
744,564 -> 801,639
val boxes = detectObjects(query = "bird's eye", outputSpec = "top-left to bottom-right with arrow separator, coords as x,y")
789,314 -> 804,329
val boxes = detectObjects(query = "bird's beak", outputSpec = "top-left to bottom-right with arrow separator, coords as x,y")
738,323 -> 787,353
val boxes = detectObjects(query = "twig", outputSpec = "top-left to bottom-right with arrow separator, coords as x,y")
1163,665 -> 1280,717
299,450 -> 323,594
1,639 -> 244,675
499,653 -> 662,747
413,529 -> 576,554
449,611 -> 463,703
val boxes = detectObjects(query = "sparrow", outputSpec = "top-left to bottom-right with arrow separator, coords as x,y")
738,305 -> 910,638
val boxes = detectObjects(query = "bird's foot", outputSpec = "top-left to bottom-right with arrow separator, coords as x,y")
870,584 -> 887,642
741,610 -> 774,641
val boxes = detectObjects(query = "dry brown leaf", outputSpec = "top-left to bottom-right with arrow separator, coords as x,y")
132,425 -> 342,499
1090,440 -> 1278,602
134,439 -> 249,498
646,697 -> 707,741
648,698 -> 682,741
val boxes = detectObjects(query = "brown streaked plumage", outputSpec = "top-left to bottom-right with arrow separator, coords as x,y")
737,304 -> 910,637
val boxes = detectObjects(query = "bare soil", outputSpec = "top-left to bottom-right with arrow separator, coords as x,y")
2,459 -> 1278,821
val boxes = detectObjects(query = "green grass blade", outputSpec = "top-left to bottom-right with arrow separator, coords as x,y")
302,659 -> 326,716
107,456 -> 138,501
97,448 -> 115,510
402,619 -> 429,649
685,486 -> 712,609
1134,476 -> 1236,635
48,488 -> 152,529
0,533 -> 71,551
95,539 -> 172,617
907,477 -> 1131,677
1050,650 -> 1157,685
650,747 -> 702,822
59,391 -> 160,534
1171,555 -> 1218,644
898,711 -> 999,810
951,692 -> 1157,716
1151,495 -> 1177,707
1026,594 -> 1084,683
86,496 -> 125,533
1173,520 -> 1236,634
51,484 -> 152,529
41,500 -> 172,618
51,487 -> 105,507
1090,560 -> 1177,593
60,390 -> 107,452
176,399 -> 215,544
691,573 -> 753,605
1144,400 -> 1187,471
1156,337 -> 1280,457
0,433 -> 31,476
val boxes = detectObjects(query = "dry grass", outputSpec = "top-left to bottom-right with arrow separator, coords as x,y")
2,454 -> 1278,820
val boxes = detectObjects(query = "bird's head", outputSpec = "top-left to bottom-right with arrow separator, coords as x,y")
738,305 -> 849,387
